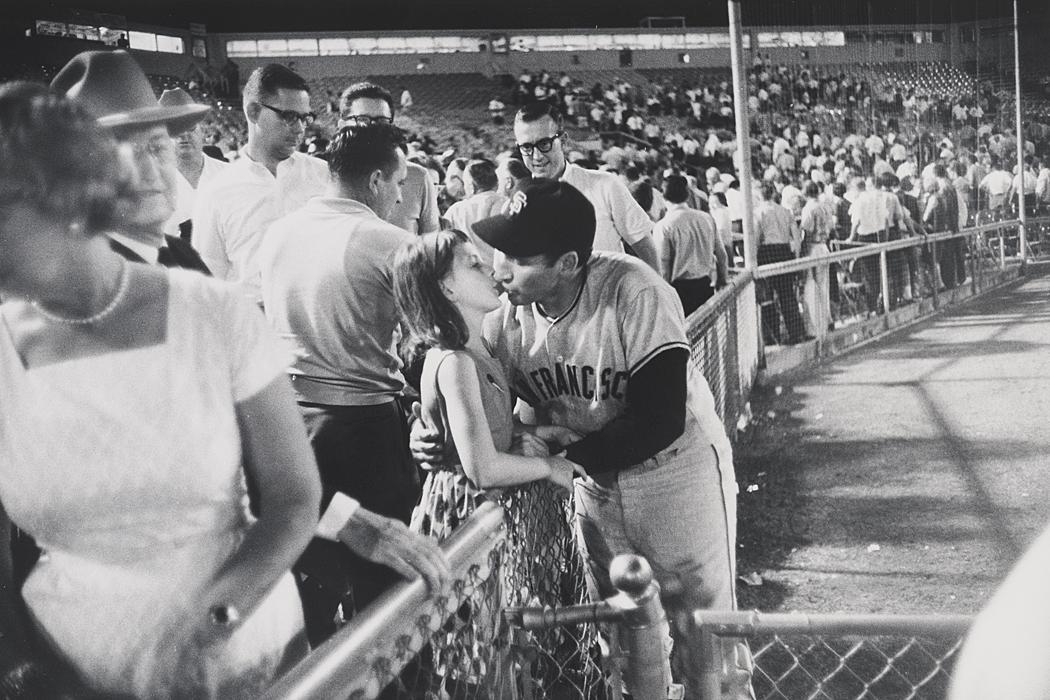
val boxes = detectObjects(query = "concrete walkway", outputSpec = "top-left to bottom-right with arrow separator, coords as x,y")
735,271 -> 1050,615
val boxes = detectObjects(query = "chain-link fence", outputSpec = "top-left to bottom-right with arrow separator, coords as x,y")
687,271 -> 761,439
690,611 -> 971,700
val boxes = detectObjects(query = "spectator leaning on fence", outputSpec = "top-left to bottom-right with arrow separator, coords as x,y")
754,181 -> 809,345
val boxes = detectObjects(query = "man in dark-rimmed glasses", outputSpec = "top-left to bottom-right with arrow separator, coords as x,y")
338,82 -> 440,235
192,63 -> 329,302
513,102 -> 660,272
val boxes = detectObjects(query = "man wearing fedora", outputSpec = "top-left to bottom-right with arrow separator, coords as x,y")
50,50 -> 211,274
157,87 -> 229,243
192,63 -> 328,303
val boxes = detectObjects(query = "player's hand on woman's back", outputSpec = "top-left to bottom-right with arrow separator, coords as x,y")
408,401 -> 446,469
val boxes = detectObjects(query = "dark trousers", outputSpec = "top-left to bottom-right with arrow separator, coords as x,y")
293,400 -> 421,647
757,244 -> 806,344
938,237 -> 967,290
855,232 -> 884,312
672,276 -> 715,317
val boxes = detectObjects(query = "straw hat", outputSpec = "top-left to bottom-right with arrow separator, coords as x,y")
51,50 -> 210,135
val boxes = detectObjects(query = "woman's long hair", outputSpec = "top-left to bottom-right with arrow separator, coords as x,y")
393,230 -> 472,365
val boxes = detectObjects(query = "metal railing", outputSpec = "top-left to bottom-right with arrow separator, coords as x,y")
690,610 -> 972,700
750,216 -> 1049,353
262,503 -> 507,700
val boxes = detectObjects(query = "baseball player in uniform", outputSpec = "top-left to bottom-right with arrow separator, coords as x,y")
470,179 -> 751,697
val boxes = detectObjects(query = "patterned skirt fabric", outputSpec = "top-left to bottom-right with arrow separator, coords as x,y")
409,471 -> 605,698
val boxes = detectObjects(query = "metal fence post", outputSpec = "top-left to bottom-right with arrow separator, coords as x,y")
695,623 -> 722,700
929,239 -> 939,308
969,233 -> 977,294
879,249 -> 890,315
609,555 -> 669,700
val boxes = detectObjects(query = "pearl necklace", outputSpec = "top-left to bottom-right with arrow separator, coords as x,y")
33,260 -> 131,326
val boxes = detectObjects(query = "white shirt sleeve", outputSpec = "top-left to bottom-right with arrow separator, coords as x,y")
315,492 -> 361,541
191,184 -> 232,281
607,176 -> 653,246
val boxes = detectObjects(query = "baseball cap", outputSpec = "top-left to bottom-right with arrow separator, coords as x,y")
474,178 -> 595,258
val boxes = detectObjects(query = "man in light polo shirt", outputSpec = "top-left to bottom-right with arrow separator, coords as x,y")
513,102 -> 660,272
258,123 -> 426,645
193,64 -> 329,302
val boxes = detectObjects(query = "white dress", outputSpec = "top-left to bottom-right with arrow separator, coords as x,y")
0,269 -> 304,698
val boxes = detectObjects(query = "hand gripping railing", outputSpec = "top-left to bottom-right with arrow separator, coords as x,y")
262,501 -> 507,700
504,554 -> 669,700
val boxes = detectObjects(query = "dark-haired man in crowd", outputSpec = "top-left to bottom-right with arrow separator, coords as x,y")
496,155 -> 532,199
654,175 -> 727,315
513,102 -> 660,272
338,82 -> 440,234
258,123 -> 446,645
193,63 -> 328,302
444,158 -> 508,263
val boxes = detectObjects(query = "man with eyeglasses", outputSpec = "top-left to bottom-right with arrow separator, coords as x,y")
513,102 -> 660,272
338,82 -> 440,235
50,50 -> 211,274
193,64 -> 328,302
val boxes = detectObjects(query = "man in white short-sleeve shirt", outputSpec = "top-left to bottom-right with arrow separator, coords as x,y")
193,64 -> 328,302
513,102 -> 659,272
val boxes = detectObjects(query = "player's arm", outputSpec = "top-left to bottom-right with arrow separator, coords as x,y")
563,346 -> 688,474
437,352 -> 575,489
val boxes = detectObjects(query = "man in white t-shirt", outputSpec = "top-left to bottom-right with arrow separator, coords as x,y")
979,157 -> 1014,211
512,102 -> 659,272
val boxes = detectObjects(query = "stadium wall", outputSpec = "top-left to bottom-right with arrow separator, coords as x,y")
218,43 -> 956,81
